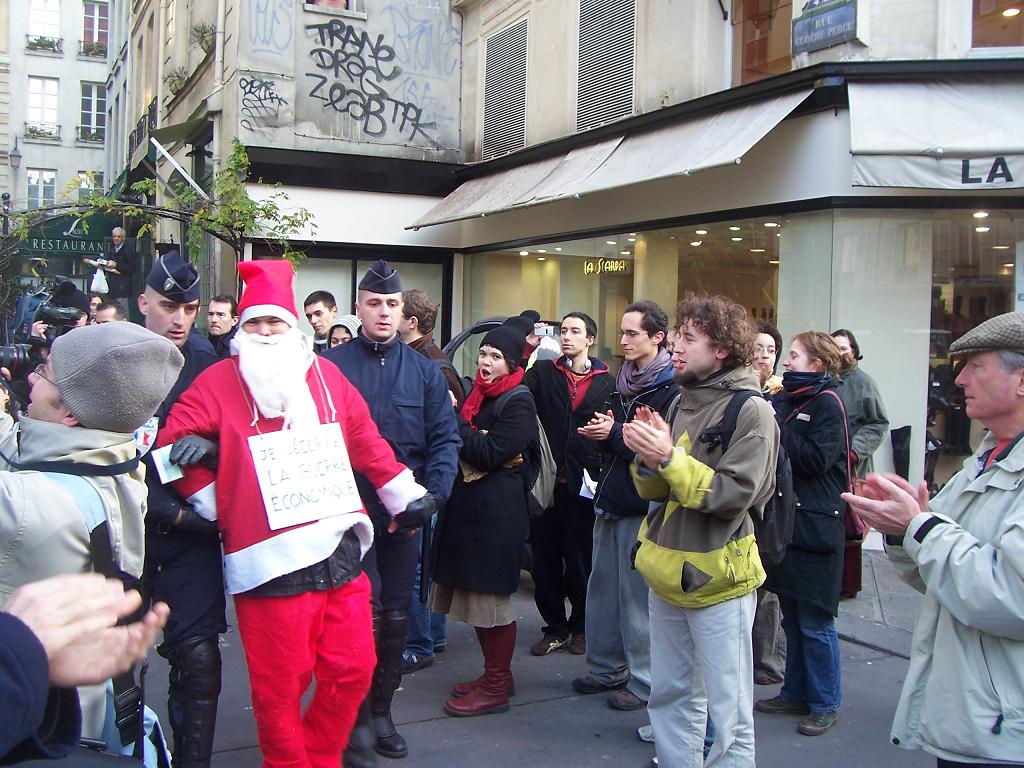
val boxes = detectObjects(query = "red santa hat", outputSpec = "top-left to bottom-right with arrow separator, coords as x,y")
237,260 -> 299,327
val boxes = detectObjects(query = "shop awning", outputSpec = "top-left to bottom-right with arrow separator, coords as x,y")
408,88 -> 812,229
849,80 -> 1024,189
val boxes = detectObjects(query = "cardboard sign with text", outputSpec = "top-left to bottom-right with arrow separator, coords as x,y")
248,421 -> 362,531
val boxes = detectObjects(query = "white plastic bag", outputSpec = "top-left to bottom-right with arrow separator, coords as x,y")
91,267 -> 109,294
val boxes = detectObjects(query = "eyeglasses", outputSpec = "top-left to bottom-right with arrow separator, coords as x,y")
617,330 -> 648,340
32,363 -> 54,384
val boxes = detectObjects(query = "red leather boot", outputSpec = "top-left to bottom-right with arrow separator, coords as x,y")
450,626 -> 517,698
443,621 -> 516,717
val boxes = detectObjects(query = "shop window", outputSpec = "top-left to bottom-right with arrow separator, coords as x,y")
481,18 -> 528,160
972,0 -> 1024,47
732,0 -> 792,85
577,0 -> 635,132
27,169 -> 57,209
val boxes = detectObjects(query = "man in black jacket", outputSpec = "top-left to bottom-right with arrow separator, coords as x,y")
206,294 -> 239,358
324,261 -> 460,768
574,301 -> 675,713
106,227 -> 137,310
524,312 -> 613,657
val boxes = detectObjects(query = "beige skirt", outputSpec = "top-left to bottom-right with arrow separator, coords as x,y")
429,583 -> 515,628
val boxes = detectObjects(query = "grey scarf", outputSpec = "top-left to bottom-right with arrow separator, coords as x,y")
616,348 -> 672,397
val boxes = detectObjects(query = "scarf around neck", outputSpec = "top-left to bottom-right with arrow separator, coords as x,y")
461,367 -> 525,428
616,348 -> 672,397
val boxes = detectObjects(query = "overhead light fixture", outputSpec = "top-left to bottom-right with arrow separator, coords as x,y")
975,226 -> 991,233
537,249 -> 546,253
606,240 -> 616,245
750,248 -> 765,253
537,257 -> 546,262
729,226 -> 741,231
8,138 -> 21,170
1003,7 -> 1020,17
669,235 -> 676,239
768,260 -> 780,265
627,237 -> 636,242
1003,262 -> 1015,268
993,245 -> 1011,250
620,250 -> 630,255
689,240 -> 702,247
555,247 -> 562,251
695,229 -> 708,235
764,222 -> 779,228
518,251 -> 529,256
776,233 -> 781,237
731,237 -> 742,242
628,232 -> 637,236
973,211 -> 990,218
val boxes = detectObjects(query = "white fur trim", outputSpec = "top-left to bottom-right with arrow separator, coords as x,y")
376,468 -> 427,517
239,303 -> 298,327
187,483 -> 218,521
223,514 -> 373,594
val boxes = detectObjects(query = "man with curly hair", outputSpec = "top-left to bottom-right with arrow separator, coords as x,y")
623,293 -> 779,767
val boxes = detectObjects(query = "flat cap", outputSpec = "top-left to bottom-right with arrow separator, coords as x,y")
948,311 -> 1024,356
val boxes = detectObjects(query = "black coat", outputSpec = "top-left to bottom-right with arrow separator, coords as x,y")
106,244 -> 137,299
525,357 -> 613,494
433,389 -> 537,595
594,365 -> 678,517
765,378 -> 849,616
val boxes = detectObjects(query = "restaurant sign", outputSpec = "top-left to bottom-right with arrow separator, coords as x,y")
792,0 -> 857,56
24,236 -> 106,255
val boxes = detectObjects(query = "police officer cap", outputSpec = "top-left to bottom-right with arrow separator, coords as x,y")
949,311 -> 1024,357
146,250 -> 200,302
358,260 -> 402,294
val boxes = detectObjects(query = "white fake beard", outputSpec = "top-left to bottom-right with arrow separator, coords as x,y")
234,328 -> 320,429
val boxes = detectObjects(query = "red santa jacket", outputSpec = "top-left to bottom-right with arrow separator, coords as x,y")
157,356 -> 423,594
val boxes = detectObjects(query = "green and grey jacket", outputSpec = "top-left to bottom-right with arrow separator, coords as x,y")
631,365 -> 779,608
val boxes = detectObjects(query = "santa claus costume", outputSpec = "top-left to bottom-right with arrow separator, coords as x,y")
158,260 -> 428,768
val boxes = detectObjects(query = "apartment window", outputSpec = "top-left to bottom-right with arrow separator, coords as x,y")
481,18 -> 529,160
732,0 -> 793,85
577,0 -> 635,131
27,169 -> 57,209
973,0 -> 1024,47
81,83 -> 106,141
27,77 -> 60,137
29,0 -> 60,37
84,2 -> 108,43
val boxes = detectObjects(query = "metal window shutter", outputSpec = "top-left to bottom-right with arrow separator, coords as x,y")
482,18 -> 529,160
577,0 -> 635,132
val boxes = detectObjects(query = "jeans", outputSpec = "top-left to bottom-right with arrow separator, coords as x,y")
648,591 -> 756,768
778,595 -> 842,714
585,513 -> 651,700
406,558 -> 447,657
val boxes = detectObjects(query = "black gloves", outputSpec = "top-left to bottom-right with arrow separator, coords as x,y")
170,436 -> 218,468
173,504 -> 219,536
392,493 -> 436,535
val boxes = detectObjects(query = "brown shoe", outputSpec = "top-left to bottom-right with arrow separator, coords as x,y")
568,634 -> 587,655
529,632 -> 569,656
607,689 -> 647,711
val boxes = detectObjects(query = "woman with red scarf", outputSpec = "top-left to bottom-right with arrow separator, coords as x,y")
430,325 -> 538,718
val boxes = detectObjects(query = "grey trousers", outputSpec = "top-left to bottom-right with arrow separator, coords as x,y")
649,590 -> 757,768
584,515 -> 651,700
751,587 -> 786,679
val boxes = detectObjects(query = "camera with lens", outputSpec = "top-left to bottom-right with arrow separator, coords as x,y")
0,278 -> 89,380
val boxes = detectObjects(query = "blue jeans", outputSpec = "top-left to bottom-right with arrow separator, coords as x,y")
778,595 -> 841,713
405,524 -> 446,658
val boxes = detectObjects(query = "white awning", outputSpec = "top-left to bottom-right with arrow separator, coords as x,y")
849,79 -> 1024,190
409,88 -> 812,229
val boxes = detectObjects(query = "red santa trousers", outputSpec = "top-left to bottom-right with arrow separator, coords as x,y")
234,573 -> 375,768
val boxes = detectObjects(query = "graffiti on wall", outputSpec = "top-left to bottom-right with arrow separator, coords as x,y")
246,0 -> 294,60
304,18 -> 440,145
239,76 -> 291,132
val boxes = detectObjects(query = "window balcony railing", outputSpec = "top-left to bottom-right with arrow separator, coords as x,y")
80,40 -> 108,58
26,35 -> 64,54
78,126 -> 105,143
25,122 -> 61,140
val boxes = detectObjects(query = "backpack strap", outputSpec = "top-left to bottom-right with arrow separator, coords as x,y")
490,384 -> 532,422
701,390 -> 761,453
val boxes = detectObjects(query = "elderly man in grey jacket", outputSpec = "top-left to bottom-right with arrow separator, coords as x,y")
0,321 -> 183,737
845,311 -> 1024,768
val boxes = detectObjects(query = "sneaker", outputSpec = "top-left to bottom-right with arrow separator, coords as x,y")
755,695 -> 810,715
608,689 -> 647,711
568,633 -> 587,655
571,675 -> 628,695
799,711 -> 838,736
433,641 -> 447,654
400,651 -> 434,674
637,724 -> 655,743
530,632 -> 569,656
651,758 -> 659,767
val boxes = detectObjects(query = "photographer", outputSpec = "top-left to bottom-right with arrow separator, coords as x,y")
0,322 -> 183,739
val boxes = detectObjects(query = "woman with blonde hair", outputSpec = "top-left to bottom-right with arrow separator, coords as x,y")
756,331 -> 849,738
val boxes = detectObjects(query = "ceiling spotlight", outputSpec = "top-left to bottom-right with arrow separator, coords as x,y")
731,237 -> 742,242
993,245 -> 1011,250
729,226 -> 741,231
976,226 -> 991,233
627,237 -> 636,242
537,257 -> 546,261
750,248 -> 765,253
768,260 -> 780,265
764,222 -> 780,228
1004,262 -> 1015,268
776,233 -> 781,237
973,211 -> 990,218
537,249 -> 546,253
1003,7 -> 1021,17
555,247 -> 562,251
695,229 -> 708,235
606,240 -> 616,245
690,240 -> 702,247
619,251 -> 629,256
519,251 -> 529,256
669,235 -> 676,239
628,232 -> 637,236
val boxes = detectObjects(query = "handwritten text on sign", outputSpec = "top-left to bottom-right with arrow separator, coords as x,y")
248,421 -> 362,531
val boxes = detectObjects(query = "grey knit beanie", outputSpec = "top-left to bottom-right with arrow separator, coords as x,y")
49,323 -> 185,433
